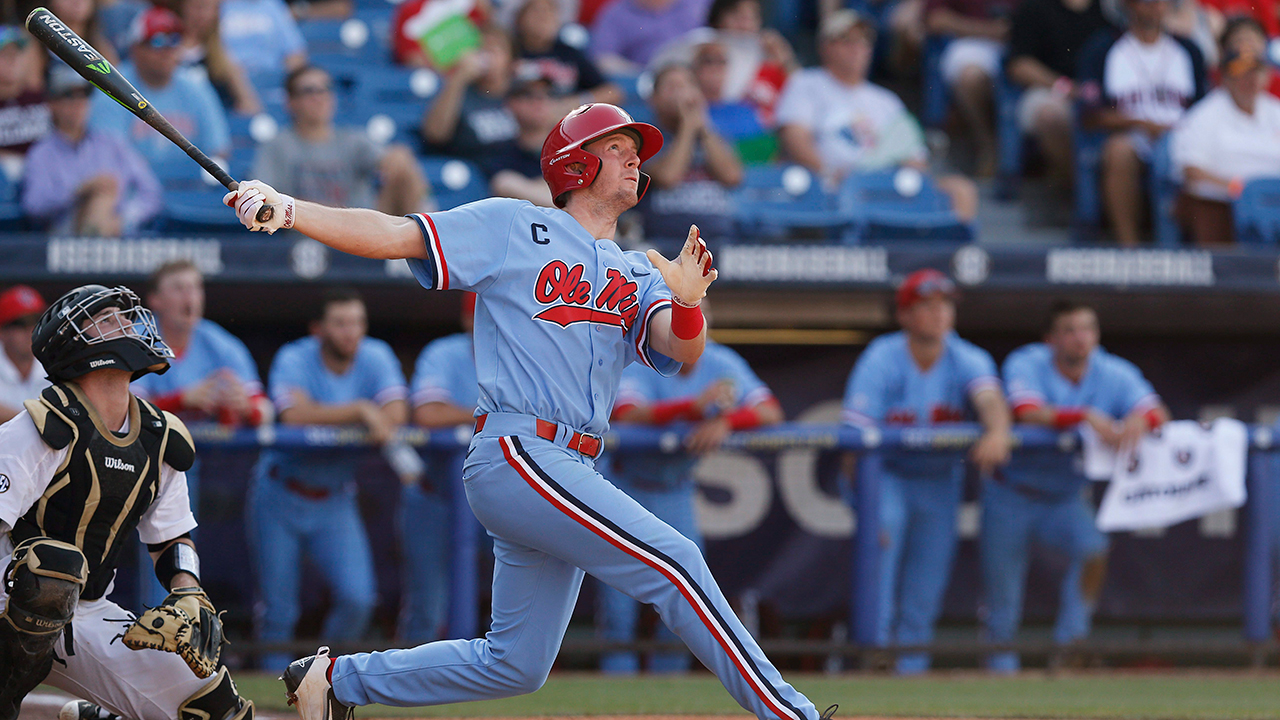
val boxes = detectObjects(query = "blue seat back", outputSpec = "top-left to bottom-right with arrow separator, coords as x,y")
1235,177 -> 1280,244
840,169 -> 973,242
732,165 -> 850,239
420,156 -> 487,210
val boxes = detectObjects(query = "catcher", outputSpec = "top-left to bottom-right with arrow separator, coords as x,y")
0,284 -> 253,720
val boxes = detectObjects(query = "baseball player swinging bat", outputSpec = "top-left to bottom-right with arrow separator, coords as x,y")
24,6 -> 273,223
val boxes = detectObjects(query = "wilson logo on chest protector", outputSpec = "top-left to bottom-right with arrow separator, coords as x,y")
533,260 -> 640,331
104,456 -> 136,472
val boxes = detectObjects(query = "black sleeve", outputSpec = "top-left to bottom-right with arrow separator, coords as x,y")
1006,0 -> 1047,69
568,43 -> 607,91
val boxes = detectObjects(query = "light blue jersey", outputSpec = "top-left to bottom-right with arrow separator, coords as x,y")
406,198 -> 678,435
260,336 -> 407,490
131,319 -> 262,418
612,341 -> 772,489
410,333 -> 478,411
842,331 -> 1000,479
1002,344 -> 1159,498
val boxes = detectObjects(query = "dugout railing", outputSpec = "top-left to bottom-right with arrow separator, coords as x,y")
186,422 -> 1280,666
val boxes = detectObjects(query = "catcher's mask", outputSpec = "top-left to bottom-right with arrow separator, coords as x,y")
32,285 -> 173,383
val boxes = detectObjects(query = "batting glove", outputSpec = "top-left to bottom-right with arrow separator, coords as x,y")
646,224 -> 717,307
222,180 -> 294,234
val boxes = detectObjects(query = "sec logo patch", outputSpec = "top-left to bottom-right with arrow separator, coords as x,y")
0,474 -> 9,493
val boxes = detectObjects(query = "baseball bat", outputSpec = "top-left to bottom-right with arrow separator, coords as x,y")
24,7 -> 273,223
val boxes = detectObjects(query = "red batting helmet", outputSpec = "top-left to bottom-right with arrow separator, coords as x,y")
541,103 -> 664,208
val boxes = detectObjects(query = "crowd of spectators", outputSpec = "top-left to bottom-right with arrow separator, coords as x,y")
3,0 -> 1280,243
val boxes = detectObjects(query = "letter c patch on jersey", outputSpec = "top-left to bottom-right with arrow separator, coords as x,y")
533,261 -> 641,331
531,223 -> 550,245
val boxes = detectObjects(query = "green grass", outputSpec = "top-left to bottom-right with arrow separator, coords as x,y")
235,671 -> 1280,719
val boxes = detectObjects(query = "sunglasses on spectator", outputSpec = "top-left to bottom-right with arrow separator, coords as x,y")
143,32 -> 182,49
291,83 -> 332,97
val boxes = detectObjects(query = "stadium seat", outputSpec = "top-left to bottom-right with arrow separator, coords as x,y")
1149,133 -> 1181,247
732,164 -> 853,241
160,188 -> 244,232
840,168 -> 975,242
921,36 -> 952,129
994,63 -> 1023,201
420,156 -> 488,210
298,17 -> 384,60
1234,177 -> 1280,244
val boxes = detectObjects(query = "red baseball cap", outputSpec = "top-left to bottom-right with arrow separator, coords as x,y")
895,269 -> 957,310
0,285 -> 47,326
127,7 -> 184,47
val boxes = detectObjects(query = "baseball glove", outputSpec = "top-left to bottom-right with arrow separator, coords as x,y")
121,587 -> 225,678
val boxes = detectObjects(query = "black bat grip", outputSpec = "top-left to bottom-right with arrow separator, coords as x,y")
226,181 -> 277,224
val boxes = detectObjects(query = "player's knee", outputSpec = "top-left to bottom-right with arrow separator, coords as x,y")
503,663 -> 551,696
2,537 -> 88,635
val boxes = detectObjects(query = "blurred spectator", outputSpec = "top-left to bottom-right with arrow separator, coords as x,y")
421,25 -> 519,159
822,0 -> 928,80
255,65 -> 431,215
642,63 -> 743,243
1200,0 -> 1276,35
1172,33 -> 1280,243
288,0 -> 353,20
482,67 -> 558,205
1078,0 -> 1208,244
687,35 -> 777,163
507,0 -> 623,114
0,26 -> 49,180
179,0 -> 262,114
134,259 -> 269,427
604,307 -> 783,673
1210,16 -> 1280,98
776,9 -> 979,221
392,0 -> 490,68
22,65 -> 161,236
251,288 -> 407,672
705,0 -> 798,125
842,270 -> 1010,675
1164,0 -> 1225,66
219,0 -> 307,77
1006,0 -> 1110,204
92,7 -> 232,170
0,285 -> 48,424
924,0 -> 1017,176
402,293 -> 479,644
589,0 -> 713,74
986,300 -> 1169,672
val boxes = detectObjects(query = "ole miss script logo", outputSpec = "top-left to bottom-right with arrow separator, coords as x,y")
534,260 -> 640,331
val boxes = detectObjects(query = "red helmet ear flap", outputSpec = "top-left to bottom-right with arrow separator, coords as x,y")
636,171 -> 652,203
550,147 -> 603,208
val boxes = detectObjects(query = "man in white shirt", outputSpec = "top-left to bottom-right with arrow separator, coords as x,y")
1171,19 -> 1280,244
1077,0 -> 1207,244
0,285 -> 48,422
775,9 -> 978,221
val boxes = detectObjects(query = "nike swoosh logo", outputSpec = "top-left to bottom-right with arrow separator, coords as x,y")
632,270 -> 650,276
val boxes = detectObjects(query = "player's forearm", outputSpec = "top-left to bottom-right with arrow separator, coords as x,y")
0,402 -> 22,423
1012,404 -> 1057,427
292,200 -> 426,259
413,401 -> 476,428
702,129 -> 744,187
381,398 -> 409,427
278,399 -> 373,426
973,389 -> 1013,435
1007,56 -> 1060,90
646,309 -> 707,364
148,538 -> 200,590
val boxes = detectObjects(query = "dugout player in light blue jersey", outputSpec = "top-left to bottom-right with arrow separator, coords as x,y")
132,259 -> 271,607
603,325 -> 783,674
842,269 -> 1013,674
225,103 -> 833,720
250,288 -> 409,672
400,294 -> 481,644
986,300 -> 1169,672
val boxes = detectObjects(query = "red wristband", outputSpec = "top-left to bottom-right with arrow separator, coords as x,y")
724,404 -> 763,431
670,302 -> 704,341
1053,407 -> 1086,429
652,398 -> 700,424
1144,407 -> 1164,430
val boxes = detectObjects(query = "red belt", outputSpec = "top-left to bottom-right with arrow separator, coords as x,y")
284,479 -> 331,500
474,414 -> 604,459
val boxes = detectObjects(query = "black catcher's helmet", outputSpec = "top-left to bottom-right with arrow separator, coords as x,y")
32,285 -> 173,382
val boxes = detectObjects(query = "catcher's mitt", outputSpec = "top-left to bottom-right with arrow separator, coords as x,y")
121,587 -> 225,678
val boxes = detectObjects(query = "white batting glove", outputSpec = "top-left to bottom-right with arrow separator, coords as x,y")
222,180 -> 294,234
646,225 -> 717,307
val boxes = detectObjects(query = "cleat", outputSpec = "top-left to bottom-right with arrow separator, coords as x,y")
58,701 -> 122,720
280,646 -> 352,720
819,705 -> 838,720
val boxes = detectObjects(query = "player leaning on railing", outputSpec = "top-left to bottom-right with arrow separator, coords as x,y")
0,285 -> 253,720
224,102 -> 838,720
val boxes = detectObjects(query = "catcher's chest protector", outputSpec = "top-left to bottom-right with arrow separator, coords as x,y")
11,383 -> 195,600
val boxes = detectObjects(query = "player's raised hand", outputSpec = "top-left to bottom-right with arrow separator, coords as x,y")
646,225 -> 717,307
222,180 -> 294,234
